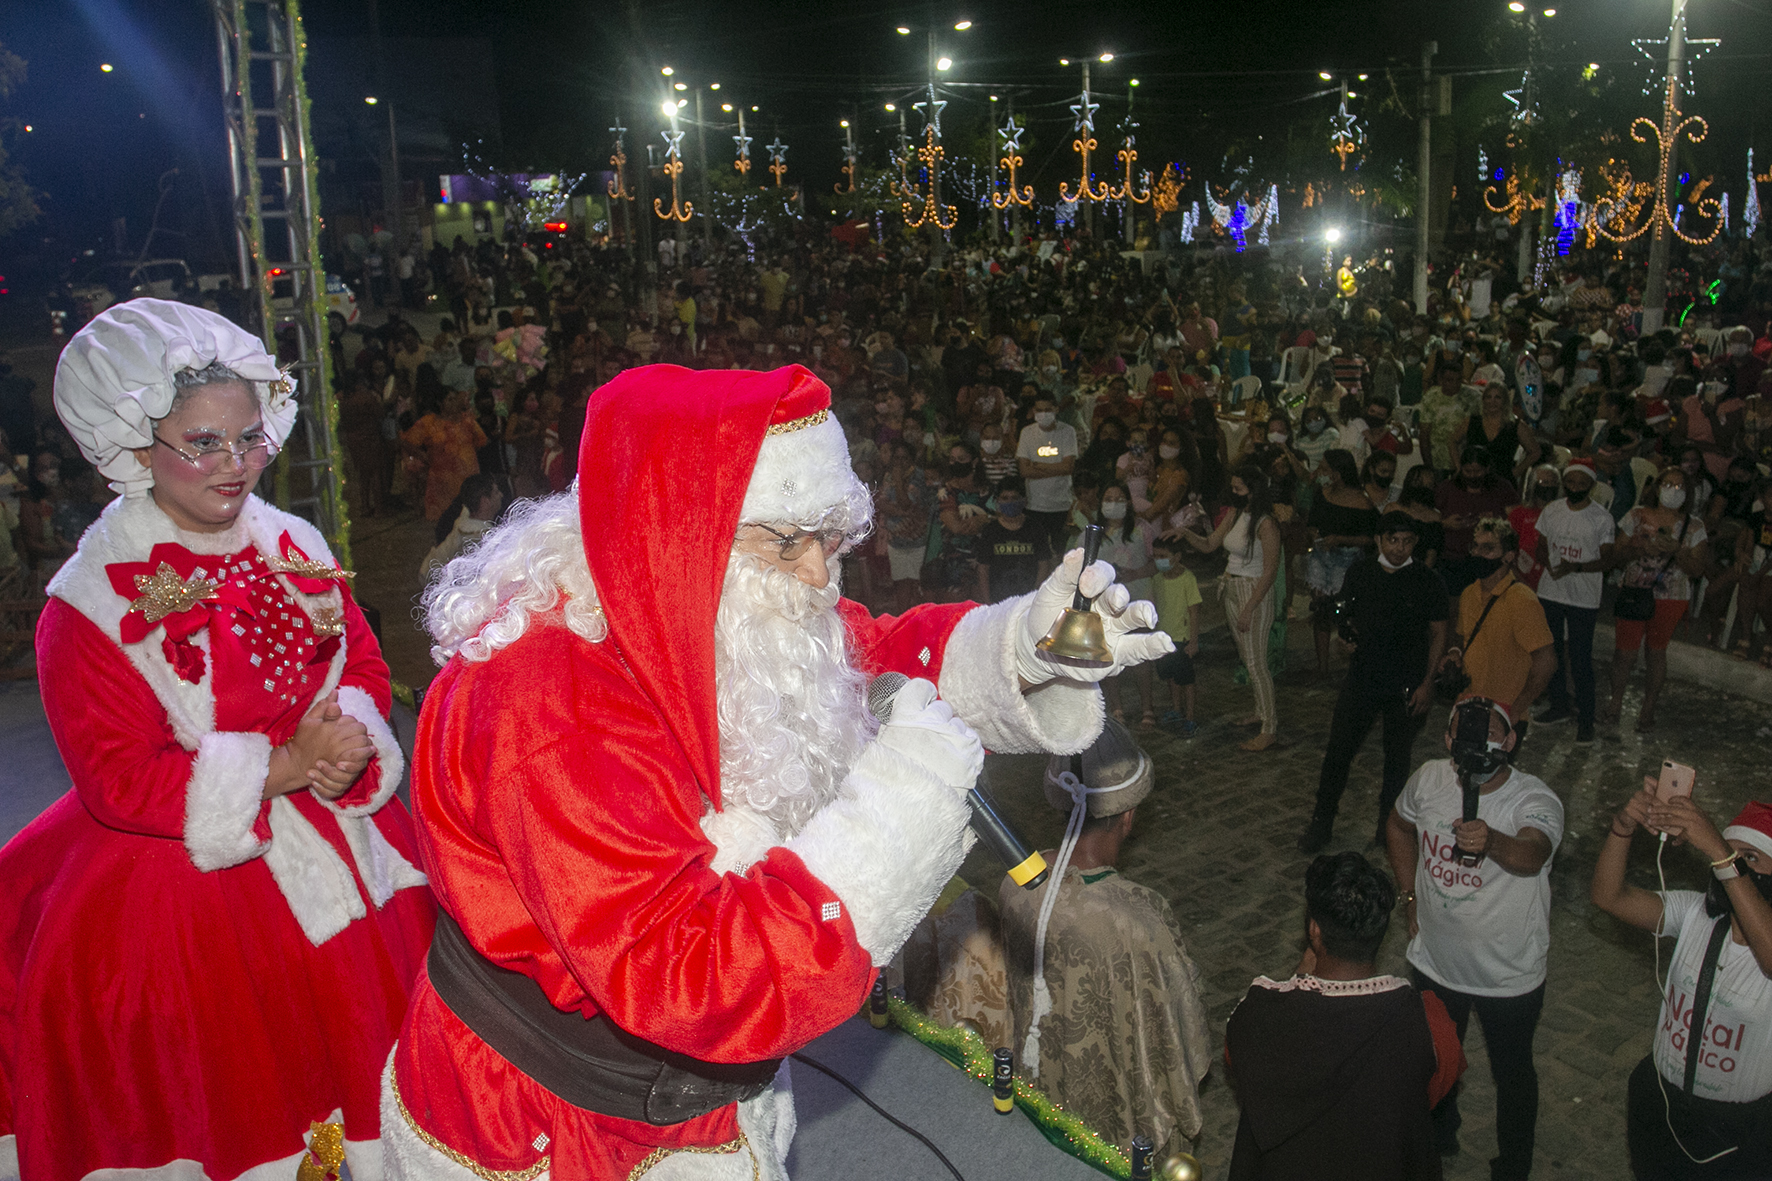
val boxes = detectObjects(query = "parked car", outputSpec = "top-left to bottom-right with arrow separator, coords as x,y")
270,270 -> 360,337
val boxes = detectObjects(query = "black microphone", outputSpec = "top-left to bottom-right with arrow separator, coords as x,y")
1457,770 -> 1483,867
867,672 -> 1050,890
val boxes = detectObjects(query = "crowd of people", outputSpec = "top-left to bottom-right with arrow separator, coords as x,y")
3,214 -> 1772,1181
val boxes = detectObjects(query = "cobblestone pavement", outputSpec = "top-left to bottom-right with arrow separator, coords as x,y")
967,609 -> 1772,1181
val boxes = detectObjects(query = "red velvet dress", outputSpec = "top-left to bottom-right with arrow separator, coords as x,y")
0,502 -> 436,1181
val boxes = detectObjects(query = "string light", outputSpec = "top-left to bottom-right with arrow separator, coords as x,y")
1058,87 -> 1110,206
1328,94 -> 1364,171
765,137 -> 789,188
1590,108 -> 1722,246
653,123 -> 694,222
1746,149 -> 1763,240
606,122 -> 633,201
1483,171 -> 1545,226
892,123 -> 958,229
1152,162 -> 1188,217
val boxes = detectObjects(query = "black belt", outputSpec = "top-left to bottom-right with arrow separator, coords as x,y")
426,912 -> 781,1125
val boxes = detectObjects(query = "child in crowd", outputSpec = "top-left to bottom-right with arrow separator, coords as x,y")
1151,535 -> 1203,736
977,478 -> 1041,603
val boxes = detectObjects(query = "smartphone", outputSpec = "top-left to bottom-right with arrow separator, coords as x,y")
1454,700 -> 1492,751
1657,760 -> 1695,803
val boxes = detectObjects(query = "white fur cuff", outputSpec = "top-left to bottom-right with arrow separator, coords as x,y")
788,742 -> 969,965
326,685 -> 405,817
183,731 -> 273,871
938,597 -> 1105,756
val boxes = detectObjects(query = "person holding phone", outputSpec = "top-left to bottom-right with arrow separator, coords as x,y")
1603,466 -> 1709,732
1591,786 -> 1772,1178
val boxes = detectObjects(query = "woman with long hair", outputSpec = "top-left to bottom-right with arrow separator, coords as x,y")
1085,481 -> 1160,728
1604,465 -> 1708,731
1176,464 -> 1284,750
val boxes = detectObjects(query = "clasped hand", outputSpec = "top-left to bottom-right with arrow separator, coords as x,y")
264,691 -> 375,801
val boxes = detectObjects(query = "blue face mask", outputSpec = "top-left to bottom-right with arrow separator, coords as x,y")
999,501 -> 1025,519
1154,557 -> 1174,572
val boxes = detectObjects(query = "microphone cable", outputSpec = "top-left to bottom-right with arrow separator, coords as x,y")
789,1051 -> 968,1181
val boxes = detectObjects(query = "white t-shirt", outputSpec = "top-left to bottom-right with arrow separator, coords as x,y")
1398,759 -> 1564,997
1017,422 -> 1079,513
1534,499 -> 1618,609
1652,890 -> 1772,1102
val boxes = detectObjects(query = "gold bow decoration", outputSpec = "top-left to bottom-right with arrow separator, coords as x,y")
309,606 -> 346,638
296,1120 -> 346,1181
129,563 -> 222,625
268,554 -> 357,584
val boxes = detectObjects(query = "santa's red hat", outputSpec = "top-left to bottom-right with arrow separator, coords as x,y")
1724,800 -> 1772,862
575,364 -> 864,809
1562,457 -> 1597,479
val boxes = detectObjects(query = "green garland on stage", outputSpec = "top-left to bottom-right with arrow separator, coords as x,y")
882,994 -> 1130,1179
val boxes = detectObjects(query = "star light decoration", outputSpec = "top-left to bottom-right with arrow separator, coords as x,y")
1502,71 -> 1538,126
836,136 -> 857,194
765,137 -> 789,188
607,123 -> 633,202
1328,95 -> 1364,171
1589,110 -> 1723,247
654,127 -> 694,222
1058,91 -> 1111,205
1632,34 -> 1720,97
733,128 -> 753,175
990,115 -> 1035,209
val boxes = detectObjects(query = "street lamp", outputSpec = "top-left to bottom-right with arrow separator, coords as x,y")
1056,50 -> 1117,235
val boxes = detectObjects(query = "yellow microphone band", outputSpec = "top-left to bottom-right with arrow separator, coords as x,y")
993,1094 -> 1014,1114
1007,851 -> 1048,887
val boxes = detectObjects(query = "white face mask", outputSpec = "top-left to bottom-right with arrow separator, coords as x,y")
1729,343 -> 1750,357
1035,411 -> 1057,428
981,438 -> 1002,454
923,432 -> 936,447
1158,444 -> 1181,460
1101,501 -> 1128,520
1659,485 -> 1687,510
1268,430 -> 1289,444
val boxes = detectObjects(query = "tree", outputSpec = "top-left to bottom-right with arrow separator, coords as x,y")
0,42 -> 41,239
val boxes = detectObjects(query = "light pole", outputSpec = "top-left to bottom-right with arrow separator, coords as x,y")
1416,42 -> 1436,313
1642,0 -> 1689,334
1057,52 -> 1116,238
895,17 -> 972,261
363,96 -> 401,251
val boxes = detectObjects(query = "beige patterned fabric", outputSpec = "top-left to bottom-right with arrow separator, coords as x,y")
898,885 -> 1014,1051
999,866 -> 1211,1157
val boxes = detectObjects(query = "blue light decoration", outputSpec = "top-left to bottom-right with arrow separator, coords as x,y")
1055,195 -> 1079,227
1495,168 -> 1506,182
1553,168 -> 1582,256
1206,182 -> 1276,253
1679,171 -> 1691,186
1746,149 -> 1763,240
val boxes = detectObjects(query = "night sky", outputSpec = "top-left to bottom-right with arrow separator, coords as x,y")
2,0 -> 1770,274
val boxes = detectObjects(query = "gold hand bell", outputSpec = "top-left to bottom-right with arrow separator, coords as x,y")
1035,523 -> 1113,666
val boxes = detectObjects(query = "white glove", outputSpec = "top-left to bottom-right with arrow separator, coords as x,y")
869,677 -> 984,793
1015,547 -> 1176,686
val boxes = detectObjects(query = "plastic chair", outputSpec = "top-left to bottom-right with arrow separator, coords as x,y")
1276,346 -> 1314,388
1630,457 -> 1660,507
1229,375 -> 1263,407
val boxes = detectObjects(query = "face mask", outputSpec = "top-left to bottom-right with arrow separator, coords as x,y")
1577,348 -> 1593,362
1129,443 -> 1147,456
948,461 -> 972,478
1565,486 -> 1589,504
1035,412 -> 1057,428
999,500 -> 1025,519
1468,555 -> 1504,578
36,471 -> 58,489
1730,343 -> 1750,357
1154,557 -> 1174,572
1305,420 -> 1327,436
1101,501 -> 1128,520
1268,430 -> 1289,445
1228,492 -> 1249,508
1445,341 -> 1462,355
1574,367 -> 1599,387
1536,483 -> 1559,500
1660,485 -> 1687,509
1159,444 -> 1182,460
922,432 -> 936,448
1316,474 -> 1333,488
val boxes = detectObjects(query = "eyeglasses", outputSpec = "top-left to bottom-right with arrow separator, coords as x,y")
154,431 -> 279,474
749,523 -> 848,562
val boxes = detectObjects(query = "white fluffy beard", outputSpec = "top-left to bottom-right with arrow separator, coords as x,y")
713,551 -> 876,838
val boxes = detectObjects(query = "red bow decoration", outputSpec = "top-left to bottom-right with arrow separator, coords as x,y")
268,533 -> 354,594
108,544 -> 259,684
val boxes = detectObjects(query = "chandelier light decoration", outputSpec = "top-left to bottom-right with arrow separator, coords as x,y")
892,89 -> 958,230
990,115 -> 1035,210
607,122 -> 633,202
1484,169 -> 1545,227
1110,122 -> 1153,205
733,122 -> 753,176
1589,111 -> 1722,247
837,135 -> 857,194
654,125 -> 694,222
1058,89 -> 1111,205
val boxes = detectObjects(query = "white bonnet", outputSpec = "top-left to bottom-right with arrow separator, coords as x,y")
54,298 -> 296,496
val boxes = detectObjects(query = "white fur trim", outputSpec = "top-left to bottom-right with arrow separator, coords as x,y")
1,1133 -> 15,1181
380,1052 -> 552,1181
327,686 -> 405,818
701,806 -> 783,877
263,796 -> 367,945
183,731 -> 273,871
788,741 -> 970,965
939,597 -> 1105,756
336,815 -> 430,911
739,413 -> 867,526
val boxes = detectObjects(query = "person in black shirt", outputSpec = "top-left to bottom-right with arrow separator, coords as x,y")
977,477 -> 1042,603
1299,512 -> 1450,852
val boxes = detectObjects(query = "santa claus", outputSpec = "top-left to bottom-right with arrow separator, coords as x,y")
383,363 -> 1170,1179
